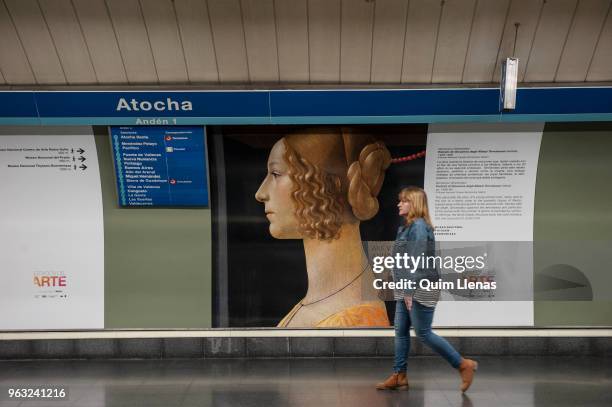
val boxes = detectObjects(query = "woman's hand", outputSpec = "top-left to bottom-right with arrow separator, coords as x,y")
404,295 -> 413,311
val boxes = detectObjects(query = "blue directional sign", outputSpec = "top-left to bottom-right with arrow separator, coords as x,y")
110,126 -> 209,207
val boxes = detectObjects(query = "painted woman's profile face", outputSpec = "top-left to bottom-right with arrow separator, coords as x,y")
255,139 -> 301,239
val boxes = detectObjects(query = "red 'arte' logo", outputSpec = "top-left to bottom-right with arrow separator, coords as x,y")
33,276 -> 67,287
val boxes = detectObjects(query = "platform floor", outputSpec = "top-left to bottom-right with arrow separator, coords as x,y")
0,357 -> 610,407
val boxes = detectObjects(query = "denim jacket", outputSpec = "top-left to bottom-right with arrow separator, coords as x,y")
391,217 -> 439,298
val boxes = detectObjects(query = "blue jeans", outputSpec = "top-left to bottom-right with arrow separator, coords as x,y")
393,300 -> 462,372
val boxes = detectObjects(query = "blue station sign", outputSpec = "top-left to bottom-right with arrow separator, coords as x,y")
0,87 -> 611,125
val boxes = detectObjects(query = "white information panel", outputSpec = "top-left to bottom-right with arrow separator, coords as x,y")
424,123 -> 543,327
0,128 -> 104,329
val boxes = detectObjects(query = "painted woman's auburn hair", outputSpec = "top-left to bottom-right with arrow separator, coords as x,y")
282,129 -> 391,241
398,186 -> 434,228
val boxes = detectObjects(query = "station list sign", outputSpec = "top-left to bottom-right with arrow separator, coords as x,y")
110,126 -> 209,207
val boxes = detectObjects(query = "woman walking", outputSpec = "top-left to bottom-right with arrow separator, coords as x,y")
376,186 -> 478,392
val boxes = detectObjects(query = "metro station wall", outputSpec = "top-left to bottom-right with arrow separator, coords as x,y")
97,121 -> 612,328
1,123 -> 611,330
210,123 -> 612,328
533,123 -> 612,326
94,127 -> 212,329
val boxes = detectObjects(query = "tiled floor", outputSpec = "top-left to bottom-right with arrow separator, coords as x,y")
0,357 -> 610,407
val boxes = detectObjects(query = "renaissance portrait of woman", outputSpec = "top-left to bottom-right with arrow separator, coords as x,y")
255,127 -> 392,328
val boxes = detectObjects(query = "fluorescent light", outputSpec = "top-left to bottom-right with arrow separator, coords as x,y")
500,58 -> 519,110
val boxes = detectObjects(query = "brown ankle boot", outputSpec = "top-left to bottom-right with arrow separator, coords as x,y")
375,372 -> 409,390
458,358 -> 478,392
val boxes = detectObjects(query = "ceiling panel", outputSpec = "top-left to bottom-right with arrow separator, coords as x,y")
340,0 -> 375,83
38,0 -> 96,84
556,0 -> 611,82
0,2 -> 35,85
587,6 -> 612,81
72,0 -> 127,84
139,0 -> 188,83
524,0 -> 578,82
105,0 -> 158,84
241,0 -> 279,83
493,0 -> 544,83
173,0 -> 218,83
370,0 -> 409,84
308,0 -> 341,83
1,0 -> 611,87
4,0 -> 65,84
275,0 -> 309,83
401,0 -> 442,83
207,0 -> 249,82
432,0 -> 477,83
462,0 -> 510,83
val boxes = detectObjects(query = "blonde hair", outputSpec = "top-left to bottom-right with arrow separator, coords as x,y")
398,187 -> 433,228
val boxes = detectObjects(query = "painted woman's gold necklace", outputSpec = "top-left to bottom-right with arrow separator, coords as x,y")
281,261 -> 369,327
300,261 -> 369,306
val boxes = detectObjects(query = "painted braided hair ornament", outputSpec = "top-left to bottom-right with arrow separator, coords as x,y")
282,128 -> 391,240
